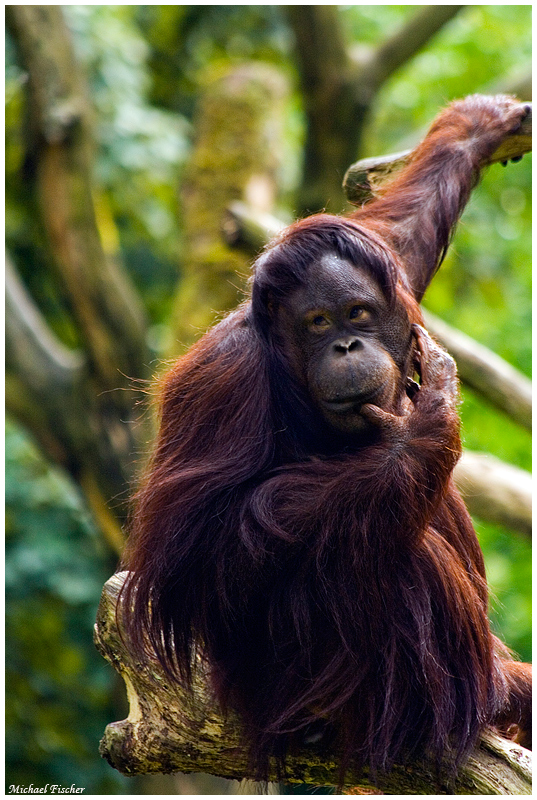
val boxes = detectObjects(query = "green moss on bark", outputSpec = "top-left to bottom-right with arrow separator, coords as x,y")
171,63 -> 287,350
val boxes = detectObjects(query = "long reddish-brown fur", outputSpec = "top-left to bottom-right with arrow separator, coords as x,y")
121,96 -> 531,781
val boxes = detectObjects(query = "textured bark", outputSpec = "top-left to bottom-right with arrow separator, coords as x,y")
95,573 -> 532,793
5,253 -> 127,552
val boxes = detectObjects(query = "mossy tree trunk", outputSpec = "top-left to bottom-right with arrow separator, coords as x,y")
171,63 -> 288,351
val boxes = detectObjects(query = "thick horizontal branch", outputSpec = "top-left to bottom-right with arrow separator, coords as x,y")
95,573 -> 532,793
344,105 -> 532,204
455,451 -> 531,537
423,310 -> 531,432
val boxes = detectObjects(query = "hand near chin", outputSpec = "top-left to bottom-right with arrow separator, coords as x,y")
360,325 -> 458,442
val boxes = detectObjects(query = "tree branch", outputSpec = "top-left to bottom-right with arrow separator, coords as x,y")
5,251 -> 86,392
6,6 -> 155,544
424,311 -> 531,432
455,451 -> 531,538
355,6 -> 465,103
94,573 -> 532,793
285,5 -> 466,211
7,5 -> 149,403
6,252 -> 130,549
284,6 -> 349,94
283,6 -> 358,211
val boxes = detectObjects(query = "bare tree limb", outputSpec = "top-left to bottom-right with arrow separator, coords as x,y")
6,252 -> 129,550
7,5 -> 149,403
6,6 -> 156,543
284,5 -> 360,211
424,311 -> 531,432
285,6 -> 349,94
6,254 -> 87,470
5,251 -> 86,391
354,6 -> 465,104
455,452 -> 531,538
94,573 -> 532,793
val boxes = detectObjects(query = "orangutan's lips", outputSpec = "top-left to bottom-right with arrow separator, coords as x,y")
321,398 -> 359,413
321,390 -> 380,414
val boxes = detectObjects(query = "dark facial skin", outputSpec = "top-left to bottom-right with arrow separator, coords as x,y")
277,253 -> 413,436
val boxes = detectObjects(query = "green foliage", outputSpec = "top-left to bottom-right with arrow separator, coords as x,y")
5,419 -> 132,793
363,6 -> 531,152
477,519 -> 532,662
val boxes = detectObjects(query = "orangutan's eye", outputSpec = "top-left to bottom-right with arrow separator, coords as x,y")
349,306 -> 370,321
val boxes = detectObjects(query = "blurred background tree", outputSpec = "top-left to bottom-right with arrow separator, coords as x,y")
5,5 -> 531,794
